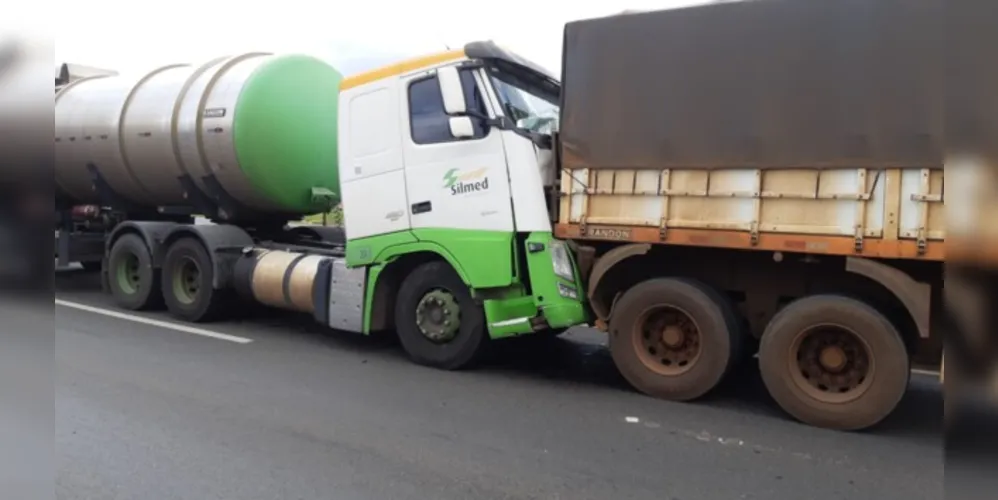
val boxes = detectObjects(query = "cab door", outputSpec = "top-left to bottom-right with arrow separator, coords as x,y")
398,65 -> 514,233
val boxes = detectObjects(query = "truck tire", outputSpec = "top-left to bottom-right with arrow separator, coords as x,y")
758,295 -> 910,431
161,237 -> 231,323
107,234 -> 162,310
394,261 -> 488,370
609,278 -> 741,401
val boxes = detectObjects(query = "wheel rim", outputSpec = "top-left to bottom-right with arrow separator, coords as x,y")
633,305 -> 703,376
788,324 -> 875,404
115,254 -> 141,295
415,289 -> 461,343
171,256 -> 201,305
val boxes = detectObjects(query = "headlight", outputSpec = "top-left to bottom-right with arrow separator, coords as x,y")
549,241 -> 575,281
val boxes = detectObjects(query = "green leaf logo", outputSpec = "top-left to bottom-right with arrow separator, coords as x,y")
443,168 -> 459,188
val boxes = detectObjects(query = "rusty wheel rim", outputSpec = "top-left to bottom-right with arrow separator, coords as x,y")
633,305 -> 703,376
789,324 -> 875,404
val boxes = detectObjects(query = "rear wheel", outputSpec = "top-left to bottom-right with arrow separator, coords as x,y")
758,295 -> 910,431
609,278 -> 741,401
107,234 -> 161,310
394,261 -> 488,370
161,238 -> 231,322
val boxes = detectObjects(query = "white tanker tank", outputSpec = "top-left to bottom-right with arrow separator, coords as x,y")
54,53 -> 343,218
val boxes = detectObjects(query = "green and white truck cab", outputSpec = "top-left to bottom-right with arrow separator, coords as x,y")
329,41 -> 588,366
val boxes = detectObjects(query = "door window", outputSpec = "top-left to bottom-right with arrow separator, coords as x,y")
408,70 -> 489,145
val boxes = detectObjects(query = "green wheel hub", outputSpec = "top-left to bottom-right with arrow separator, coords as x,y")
115,254 -> 141,295
415,289 -> 461,343
172,257 -> 201,305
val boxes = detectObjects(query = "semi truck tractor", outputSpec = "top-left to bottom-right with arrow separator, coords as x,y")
53,45 -> 589,369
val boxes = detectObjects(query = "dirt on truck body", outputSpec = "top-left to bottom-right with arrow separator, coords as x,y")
553,0 -> 956,431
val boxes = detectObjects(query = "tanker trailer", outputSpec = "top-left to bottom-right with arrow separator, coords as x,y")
52,51 -> 350,319
53,52 -> 343,272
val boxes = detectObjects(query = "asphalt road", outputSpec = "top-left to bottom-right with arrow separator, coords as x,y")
55,269 -> 946,500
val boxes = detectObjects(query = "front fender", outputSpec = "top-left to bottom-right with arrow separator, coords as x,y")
587,243 -> 651,320
374,241 -> 473,285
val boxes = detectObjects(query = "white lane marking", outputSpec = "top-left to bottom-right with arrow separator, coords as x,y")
625,416 -> 640,424
55,299 -> 253,344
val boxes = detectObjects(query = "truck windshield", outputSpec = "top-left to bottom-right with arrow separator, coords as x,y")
486,62 -> 560,133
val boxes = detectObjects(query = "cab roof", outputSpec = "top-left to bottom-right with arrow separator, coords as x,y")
340,41 -> 557,91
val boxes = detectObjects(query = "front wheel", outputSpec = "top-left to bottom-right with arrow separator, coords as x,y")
161,238 -> 231,323
758,295 -> 910,431
609,278 -> 741,402
394,261 -> 488,370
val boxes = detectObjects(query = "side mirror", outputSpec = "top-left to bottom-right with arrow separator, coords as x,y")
436,66 -> 468,115
448,116 -> 475,139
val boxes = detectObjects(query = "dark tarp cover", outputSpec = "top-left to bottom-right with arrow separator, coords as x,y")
558,0 -> 949,170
